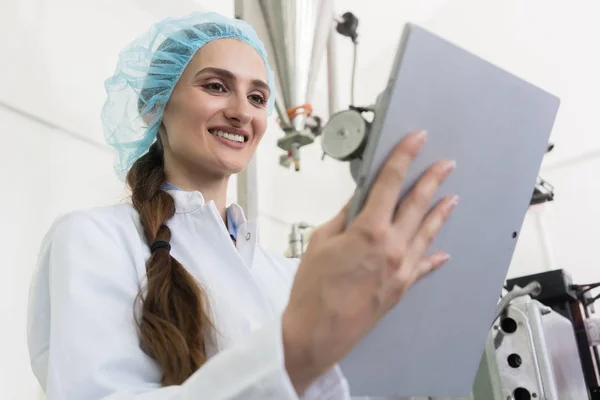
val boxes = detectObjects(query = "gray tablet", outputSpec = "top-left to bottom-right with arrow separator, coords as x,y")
340,24 -> 560,397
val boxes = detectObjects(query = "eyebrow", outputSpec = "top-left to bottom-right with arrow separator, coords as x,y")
195,67 -> 270,94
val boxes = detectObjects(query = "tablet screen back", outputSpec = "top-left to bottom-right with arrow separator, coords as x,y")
340,24 -> 560,397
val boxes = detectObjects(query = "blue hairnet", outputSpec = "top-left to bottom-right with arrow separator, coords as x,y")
101,12 -> 277,181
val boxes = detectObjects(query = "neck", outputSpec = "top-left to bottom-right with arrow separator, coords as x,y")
165,167 -> 230,223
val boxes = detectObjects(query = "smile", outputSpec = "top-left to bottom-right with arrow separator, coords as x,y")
208,128 -> 248,143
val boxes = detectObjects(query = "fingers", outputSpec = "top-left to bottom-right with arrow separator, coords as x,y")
385,251 -> 451,308
406,194 -> 459,266
393,159 -> 456,243
408,251 -> 451,284
383,250 -> 450,310
357,130 -> 428,227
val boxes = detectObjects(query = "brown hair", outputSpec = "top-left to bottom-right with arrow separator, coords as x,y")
127,139 -> 214,386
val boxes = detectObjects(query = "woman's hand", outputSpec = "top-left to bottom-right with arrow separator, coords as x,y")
282,129 -> 458,394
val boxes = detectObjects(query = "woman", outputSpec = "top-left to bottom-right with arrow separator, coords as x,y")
27,11 -> 457,399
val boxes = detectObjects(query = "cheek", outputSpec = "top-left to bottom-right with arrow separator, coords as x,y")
169,88 -> 220,129
180,98 -> 217,130
164,102 -> 211,150
252,116 -> 268,142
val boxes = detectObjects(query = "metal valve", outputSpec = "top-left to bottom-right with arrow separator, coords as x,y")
321,105 -> 375,182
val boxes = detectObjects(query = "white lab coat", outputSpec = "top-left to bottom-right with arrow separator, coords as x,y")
27,189 -> 351,399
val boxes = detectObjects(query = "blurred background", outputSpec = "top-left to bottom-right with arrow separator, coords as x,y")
1,0 -> 599,398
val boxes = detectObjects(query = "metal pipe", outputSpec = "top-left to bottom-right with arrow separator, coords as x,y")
235,0 -> 259,219
327,22 -> 340,118
237,154 -> 259,219
288,224 -> 304,258
234,0 -> 244,18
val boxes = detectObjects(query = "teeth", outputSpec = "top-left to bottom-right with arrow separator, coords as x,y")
210,130 -> 245,143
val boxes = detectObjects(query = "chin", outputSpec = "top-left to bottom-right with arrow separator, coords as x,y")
227,164 -> 247,175
217,159 -> 248,175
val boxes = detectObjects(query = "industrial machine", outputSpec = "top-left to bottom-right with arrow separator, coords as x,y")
494,270 -> 600,400
394,271 -> 599,400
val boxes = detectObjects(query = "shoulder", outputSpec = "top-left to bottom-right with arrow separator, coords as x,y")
35,203 -> 147,288
44,203 -> 142,250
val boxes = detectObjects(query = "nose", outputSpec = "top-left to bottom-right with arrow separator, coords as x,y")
224,94 -> 252,127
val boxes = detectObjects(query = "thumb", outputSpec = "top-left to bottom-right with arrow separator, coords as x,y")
318,197 -> 353,237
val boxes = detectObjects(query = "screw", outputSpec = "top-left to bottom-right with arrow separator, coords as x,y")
337,128 -> 349,137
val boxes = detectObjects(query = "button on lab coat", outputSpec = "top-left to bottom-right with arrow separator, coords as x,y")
27,189 -> 351,399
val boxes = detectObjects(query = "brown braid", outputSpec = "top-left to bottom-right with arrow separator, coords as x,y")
127,140 -> 214,386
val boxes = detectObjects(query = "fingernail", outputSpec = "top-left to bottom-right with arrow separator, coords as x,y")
415,129 -> 428,143
443,160 -> 457,174
433,252 -> 451,268
438,253 -> 451,263
445,195 -> 460,213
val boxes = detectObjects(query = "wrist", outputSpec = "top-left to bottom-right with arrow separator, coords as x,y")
282,309 -> 320,395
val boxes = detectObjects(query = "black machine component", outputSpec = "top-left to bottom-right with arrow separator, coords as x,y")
531,177 -> 554,205
507,269 -> 600,399
335,12 -> 359,43
530,143 -> 555,206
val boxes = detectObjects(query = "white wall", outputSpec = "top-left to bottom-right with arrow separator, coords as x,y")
0,1 -> 235,398
0,105 -> 125,400
2,0 -> 600,398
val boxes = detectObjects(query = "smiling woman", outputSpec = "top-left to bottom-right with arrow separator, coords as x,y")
26,11 -> 350,399
26,8 -> 456,400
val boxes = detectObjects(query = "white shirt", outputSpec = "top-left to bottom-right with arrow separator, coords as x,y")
27,189 -> 351,399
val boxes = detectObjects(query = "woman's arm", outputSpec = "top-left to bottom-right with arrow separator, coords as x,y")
28,211 -> 346,399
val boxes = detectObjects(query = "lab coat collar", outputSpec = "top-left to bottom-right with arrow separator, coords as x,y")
163,188 -> 256,257
164,187 -> 247,223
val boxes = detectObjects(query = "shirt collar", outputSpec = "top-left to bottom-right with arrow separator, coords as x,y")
161,183 -> 244,241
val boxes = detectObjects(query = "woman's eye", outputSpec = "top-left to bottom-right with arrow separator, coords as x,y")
204,82 -> 226,92
249,94 -> 266,104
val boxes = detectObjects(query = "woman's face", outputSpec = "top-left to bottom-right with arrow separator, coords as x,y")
160,38 -> 270,179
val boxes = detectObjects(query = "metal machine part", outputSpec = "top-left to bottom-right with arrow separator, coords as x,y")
285,222 -> 313,258
256,0 -> 337,171
413,283 -> 590,400
258,0 -> 334,132
321,109 -> 369,161
419,297 -> 589,400
320,95 -> 381,180
492,281 -> 542,324
507,269 -> 600,398
489,296 -> 589,400
277,129 -> 316,171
